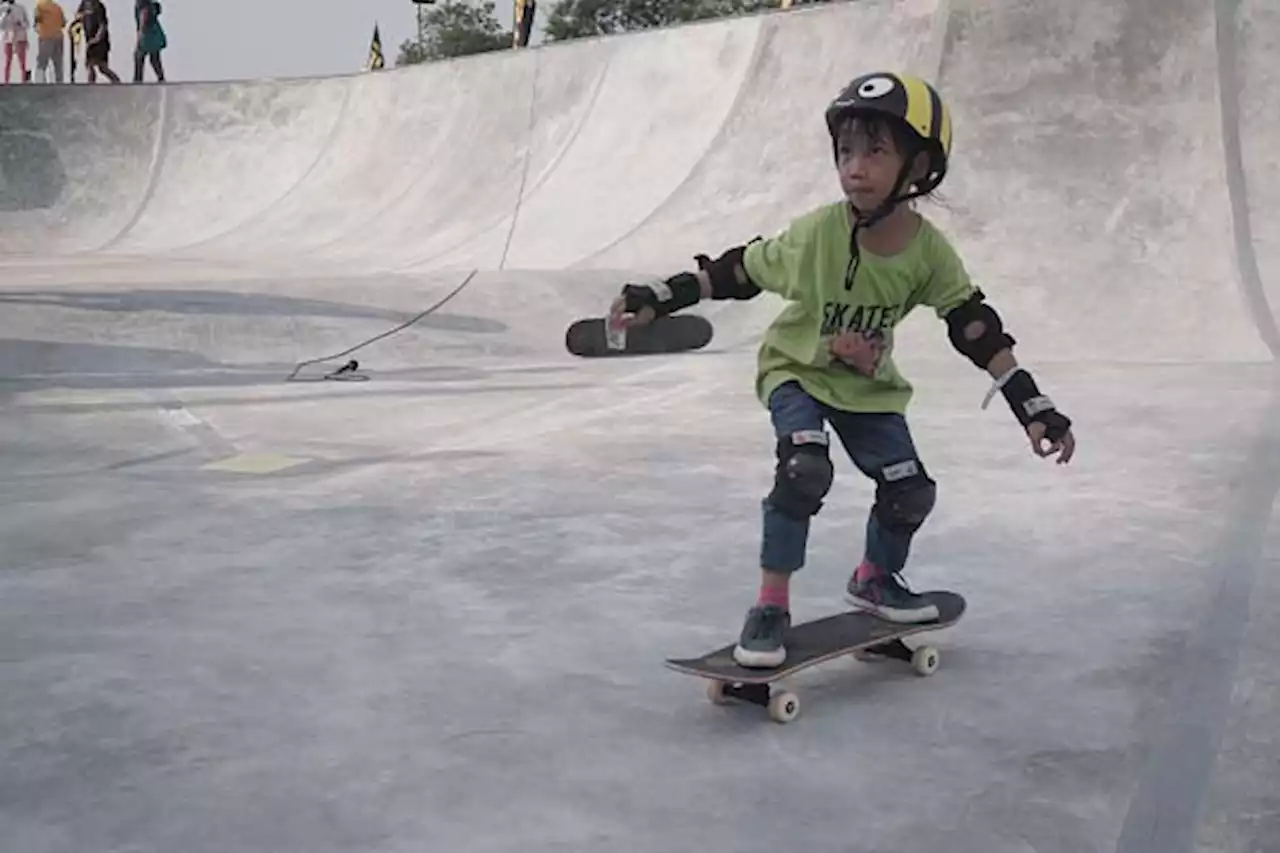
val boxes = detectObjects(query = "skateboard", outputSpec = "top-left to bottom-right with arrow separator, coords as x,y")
664,591 -> 966,723
565,313 -> 713,358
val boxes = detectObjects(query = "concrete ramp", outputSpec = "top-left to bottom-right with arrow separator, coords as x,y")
1236,0 -> 1280,346
1,2 -> 1278,853
911,0 -> 1277,364
0,86 -> 165,254
1,0 -> 1275,362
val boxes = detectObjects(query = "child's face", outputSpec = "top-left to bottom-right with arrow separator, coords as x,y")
834,117 -> 915,211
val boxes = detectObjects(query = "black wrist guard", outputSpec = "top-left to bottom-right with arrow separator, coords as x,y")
996,369 -> 1072,440
619,272 -> 701,318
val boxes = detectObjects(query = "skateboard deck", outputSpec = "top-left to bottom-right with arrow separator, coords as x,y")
565,313 -> 712,358
665,591 -> 966,722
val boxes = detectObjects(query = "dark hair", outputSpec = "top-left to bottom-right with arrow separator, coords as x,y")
835,112 -> 942,202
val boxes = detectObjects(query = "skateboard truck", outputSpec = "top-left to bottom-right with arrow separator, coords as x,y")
705,681 -> 801,723
857,637 -> 937,667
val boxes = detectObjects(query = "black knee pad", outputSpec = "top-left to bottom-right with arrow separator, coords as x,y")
768,430 -> 834,520
873,459 -> 936,534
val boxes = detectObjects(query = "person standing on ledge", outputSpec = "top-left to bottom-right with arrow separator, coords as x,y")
0,0 -> 32,83
81,0 -> 119,83
33,0 -> 66,83
132,0 -> 164,82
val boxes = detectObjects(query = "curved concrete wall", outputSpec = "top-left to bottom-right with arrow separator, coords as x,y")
0,0 -> 1272,362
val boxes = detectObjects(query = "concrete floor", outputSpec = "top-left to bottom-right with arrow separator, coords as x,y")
1,0 -> 1278,850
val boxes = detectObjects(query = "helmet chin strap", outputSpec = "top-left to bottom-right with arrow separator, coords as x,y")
843,160 -> 929,290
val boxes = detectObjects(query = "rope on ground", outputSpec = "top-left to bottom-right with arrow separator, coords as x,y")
285,269 -> 479,383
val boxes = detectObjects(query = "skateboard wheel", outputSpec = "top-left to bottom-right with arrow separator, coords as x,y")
768,690 -> 800,723
706,680 -> 731,705
912,645 -> 940,676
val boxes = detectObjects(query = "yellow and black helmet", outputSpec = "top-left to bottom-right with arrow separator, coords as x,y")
824,71 -> 953,195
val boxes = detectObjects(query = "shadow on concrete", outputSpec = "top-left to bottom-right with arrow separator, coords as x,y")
0,125 -> 66,212
0,289 -> 508,333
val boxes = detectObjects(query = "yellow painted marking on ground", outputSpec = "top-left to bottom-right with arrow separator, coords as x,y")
20,390 -> 121,405
201,453 -> 309,474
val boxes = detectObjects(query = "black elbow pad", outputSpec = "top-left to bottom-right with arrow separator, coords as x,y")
945,289 -> 1016,369
694,240 -> 762,301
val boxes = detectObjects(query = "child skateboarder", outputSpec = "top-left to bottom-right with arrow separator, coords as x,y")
609,71 -> 1076,668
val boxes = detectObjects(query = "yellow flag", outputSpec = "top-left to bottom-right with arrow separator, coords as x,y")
365,23 -> 385,71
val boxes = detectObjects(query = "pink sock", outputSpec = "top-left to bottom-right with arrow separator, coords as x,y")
758,582 -> 789,610
853,560 -> 880,584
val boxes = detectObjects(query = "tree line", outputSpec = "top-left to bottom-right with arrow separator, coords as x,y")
397,0 -> 827,65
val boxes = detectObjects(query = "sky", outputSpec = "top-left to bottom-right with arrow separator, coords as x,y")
88,0 -> 540,83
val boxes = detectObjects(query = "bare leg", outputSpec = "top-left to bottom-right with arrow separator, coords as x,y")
93,59 -> 120,83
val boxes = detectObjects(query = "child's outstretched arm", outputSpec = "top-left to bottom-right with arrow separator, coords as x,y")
610,242 -> 766,328
943,290 -> 1076,464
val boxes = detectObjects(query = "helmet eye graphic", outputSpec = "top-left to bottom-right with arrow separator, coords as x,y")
857,76 -> 896,99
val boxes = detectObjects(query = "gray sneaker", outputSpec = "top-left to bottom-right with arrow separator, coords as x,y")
845,562 -> 940,623
732,604 -> 790,668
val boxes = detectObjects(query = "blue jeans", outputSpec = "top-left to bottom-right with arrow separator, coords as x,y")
760,381 -> 935,575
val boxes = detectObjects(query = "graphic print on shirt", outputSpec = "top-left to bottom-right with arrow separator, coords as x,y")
819,299 -> 903,378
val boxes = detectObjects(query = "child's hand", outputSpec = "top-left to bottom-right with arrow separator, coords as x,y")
1027,420 -> 1076,464
608,295 -> 654,329
829,329 -> 885,377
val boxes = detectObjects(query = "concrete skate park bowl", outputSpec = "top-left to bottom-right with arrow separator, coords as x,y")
1,0 -> 1278,849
